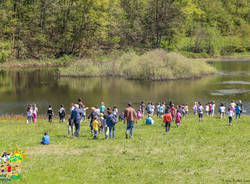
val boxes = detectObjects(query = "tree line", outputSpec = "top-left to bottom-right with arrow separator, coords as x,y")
0,0 -> 249,61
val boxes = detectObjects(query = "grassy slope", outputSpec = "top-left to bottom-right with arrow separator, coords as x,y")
0,115 -> 249,184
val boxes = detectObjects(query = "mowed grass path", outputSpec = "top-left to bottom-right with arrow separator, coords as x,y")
0,115 -> 249,184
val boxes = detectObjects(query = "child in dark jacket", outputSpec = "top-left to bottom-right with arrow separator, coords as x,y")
47,105 -> 54,124
59,105 -> 66,122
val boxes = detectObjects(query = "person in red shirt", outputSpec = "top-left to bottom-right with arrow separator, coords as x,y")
163,111 -> 172,133
170,105 -> 175,122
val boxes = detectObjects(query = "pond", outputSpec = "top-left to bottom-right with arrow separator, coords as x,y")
0,59 -> 249,115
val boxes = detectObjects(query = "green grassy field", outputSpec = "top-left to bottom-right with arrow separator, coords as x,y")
0,115 -> 249,184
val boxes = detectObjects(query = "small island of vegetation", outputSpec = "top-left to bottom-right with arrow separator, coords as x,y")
60,49 -> 216,80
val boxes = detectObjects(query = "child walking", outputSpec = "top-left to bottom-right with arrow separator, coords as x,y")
59,105 -> 66,122
137,109 -> 143,120
163,111 -> 172,133
47,105 -> 54,124
26,104 -> 32,124
198,103 -> 204,121
112,105 -> 118,116
100,102 -> 105,114
228,107 -> 234,126
170,105 -> 175,122
88,107 -> 98,136
103,110 -> 109,139
175,110 -> 182,128
92,116 -> 100,139
219,103 -> 226,119
68,118 -> 74,137
32,104 -> 38,123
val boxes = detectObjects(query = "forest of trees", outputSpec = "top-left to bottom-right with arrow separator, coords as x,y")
0,0 -> 249,61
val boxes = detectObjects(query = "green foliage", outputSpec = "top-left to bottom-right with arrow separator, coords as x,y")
60,49 -> 216,80
0,115 -> 249,183
0,41 -> 12,63
0,0 -> 249,60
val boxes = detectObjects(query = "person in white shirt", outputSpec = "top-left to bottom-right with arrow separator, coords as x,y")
112,105 -> 118,116
219,103 -> 226,119
32,104 -> 38,123
227,107 -> 234,126
205,103 -> 209,116
193,102 -> 198,115
198,102 -> 204,121
211,101 -> 216,117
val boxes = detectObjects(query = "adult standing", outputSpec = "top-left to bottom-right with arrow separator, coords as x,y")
124,103 -> 137,139
107,109 -> 116,139
198,102 -> 204,122
235,103 -> 242,120
140,101 -> 145,116
78,98 -> 87,121
69,104 -> 83,137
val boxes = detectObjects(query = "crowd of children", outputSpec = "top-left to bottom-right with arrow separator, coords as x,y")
25,99 -> 246,143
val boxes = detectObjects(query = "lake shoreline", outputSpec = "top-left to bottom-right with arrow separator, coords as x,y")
0,60 -> 74,69
60,72 -> 216,81
1,53 -> 250,69
197,55 -> 250,62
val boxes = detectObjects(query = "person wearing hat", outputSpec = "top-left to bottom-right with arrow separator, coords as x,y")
69,104 -> 84,137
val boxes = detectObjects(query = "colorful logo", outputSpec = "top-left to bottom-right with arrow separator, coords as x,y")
0,148 -> 28,181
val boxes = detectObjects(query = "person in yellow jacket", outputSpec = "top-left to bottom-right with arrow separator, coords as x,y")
92,116 -> 100,139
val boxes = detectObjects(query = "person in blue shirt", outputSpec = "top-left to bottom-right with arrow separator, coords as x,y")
145,115 -> 154,125
147,102 -> 153,115
41,132 -> 50,145
69,104 -> 84,137
235,103 -> 242,120
106,109 -> 116,139
100,102 -> 105,114
119,112 -> 124,122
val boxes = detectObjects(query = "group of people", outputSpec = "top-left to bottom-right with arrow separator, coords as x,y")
25,99 -> 245,144
68,101 -> 137,139
192,100 -> 244,125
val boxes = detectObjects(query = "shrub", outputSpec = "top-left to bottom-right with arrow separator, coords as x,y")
0,41 -> 12,63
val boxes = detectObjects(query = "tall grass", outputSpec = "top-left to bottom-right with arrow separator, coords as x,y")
60,49 -> 216,80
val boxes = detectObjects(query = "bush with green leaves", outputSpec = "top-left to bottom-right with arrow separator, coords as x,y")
0,41 -> 11,63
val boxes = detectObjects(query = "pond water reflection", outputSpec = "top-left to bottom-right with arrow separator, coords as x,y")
0,59 -> 249,115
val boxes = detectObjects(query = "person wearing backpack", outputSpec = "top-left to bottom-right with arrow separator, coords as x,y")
107,109 -> 117,139
198,102 -> 204,122
163,110 -> 172,133
235,103 -> 242,120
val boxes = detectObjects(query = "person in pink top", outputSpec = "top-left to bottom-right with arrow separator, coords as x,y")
175,109 -> 182,128
137,109 -> 143,120
32,104 -> 38,123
